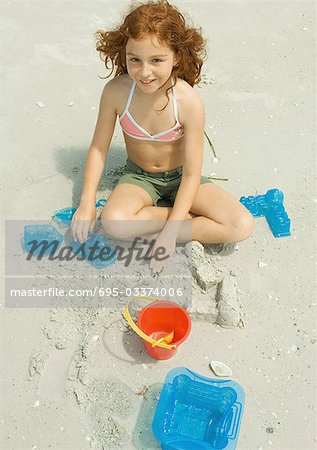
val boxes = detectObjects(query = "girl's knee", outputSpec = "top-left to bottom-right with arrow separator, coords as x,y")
101,208 -> 134,239
230,210 -> 254,242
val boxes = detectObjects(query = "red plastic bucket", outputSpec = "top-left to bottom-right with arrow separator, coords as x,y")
137,301 -> 191,360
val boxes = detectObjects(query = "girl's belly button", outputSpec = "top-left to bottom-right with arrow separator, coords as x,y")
154,163 -> 161,168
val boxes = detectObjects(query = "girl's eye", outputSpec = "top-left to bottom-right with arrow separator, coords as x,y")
152,59 -> 162,63
129,58 -> 139,63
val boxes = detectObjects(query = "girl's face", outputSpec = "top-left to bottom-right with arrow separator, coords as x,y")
125,34 -> 177,93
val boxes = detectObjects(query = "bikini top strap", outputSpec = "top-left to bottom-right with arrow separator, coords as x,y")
122,81 -> 136,116
171,78 -> 179,123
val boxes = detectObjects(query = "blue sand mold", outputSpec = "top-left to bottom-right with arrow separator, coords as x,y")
68,232 -> 116,269
240,189 -> 291,237
152,367 -> 245,450
23,224 -> 64,255
53,198 -> 107,226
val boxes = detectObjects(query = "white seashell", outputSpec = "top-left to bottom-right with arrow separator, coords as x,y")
36,101 -> 44,107
209,360 -> 233,377
258,261 -> 267,268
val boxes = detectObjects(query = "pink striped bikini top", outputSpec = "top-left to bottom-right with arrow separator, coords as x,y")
119,79 -> 184,142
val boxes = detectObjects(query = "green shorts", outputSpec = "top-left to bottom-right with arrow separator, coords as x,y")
117,158 -> 211,206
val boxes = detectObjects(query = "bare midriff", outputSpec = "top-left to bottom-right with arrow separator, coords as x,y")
123,133 -> 184,172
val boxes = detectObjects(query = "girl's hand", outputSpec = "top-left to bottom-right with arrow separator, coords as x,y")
149,228 -> 177,274
71,203 -> 96,243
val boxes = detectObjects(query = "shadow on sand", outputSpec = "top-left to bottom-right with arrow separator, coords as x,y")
54,143 -> 128,206
132,383 -> 162,450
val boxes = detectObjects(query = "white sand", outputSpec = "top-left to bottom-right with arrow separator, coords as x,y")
1,1 -> 316,449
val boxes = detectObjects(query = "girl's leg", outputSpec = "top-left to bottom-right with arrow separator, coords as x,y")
102,182 -> 253,244
101,183 -> 193,239
135,185 -> 253,244
109,183 -> 253,244
180,183 -> 254,244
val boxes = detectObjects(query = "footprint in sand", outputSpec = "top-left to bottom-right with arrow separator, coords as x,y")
85,378 -> 137,449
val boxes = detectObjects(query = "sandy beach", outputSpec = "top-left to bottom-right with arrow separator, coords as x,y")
1,1 -> 316,449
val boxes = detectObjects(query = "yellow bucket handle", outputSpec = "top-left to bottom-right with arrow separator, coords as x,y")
123,296 -> 177,350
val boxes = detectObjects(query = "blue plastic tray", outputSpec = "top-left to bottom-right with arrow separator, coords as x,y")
152,367 -> 245,450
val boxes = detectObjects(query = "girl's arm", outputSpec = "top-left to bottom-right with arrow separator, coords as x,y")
72,80 -> 117,242
165,90 -> 205,232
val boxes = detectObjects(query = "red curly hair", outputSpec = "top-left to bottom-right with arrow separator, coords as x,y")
95,0 -> 206,89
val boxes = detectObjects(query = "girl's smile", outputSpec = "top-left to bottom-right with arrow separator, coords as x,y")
140,79 -> 156,85
140,79 -> 157,87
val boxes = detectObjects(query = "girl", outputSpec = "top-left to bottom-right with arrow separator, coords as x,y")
71,0 -> 254,273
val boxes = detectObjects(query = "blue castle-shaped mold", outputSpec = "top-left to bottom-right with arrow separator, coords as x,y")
152,367 -> 245,450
